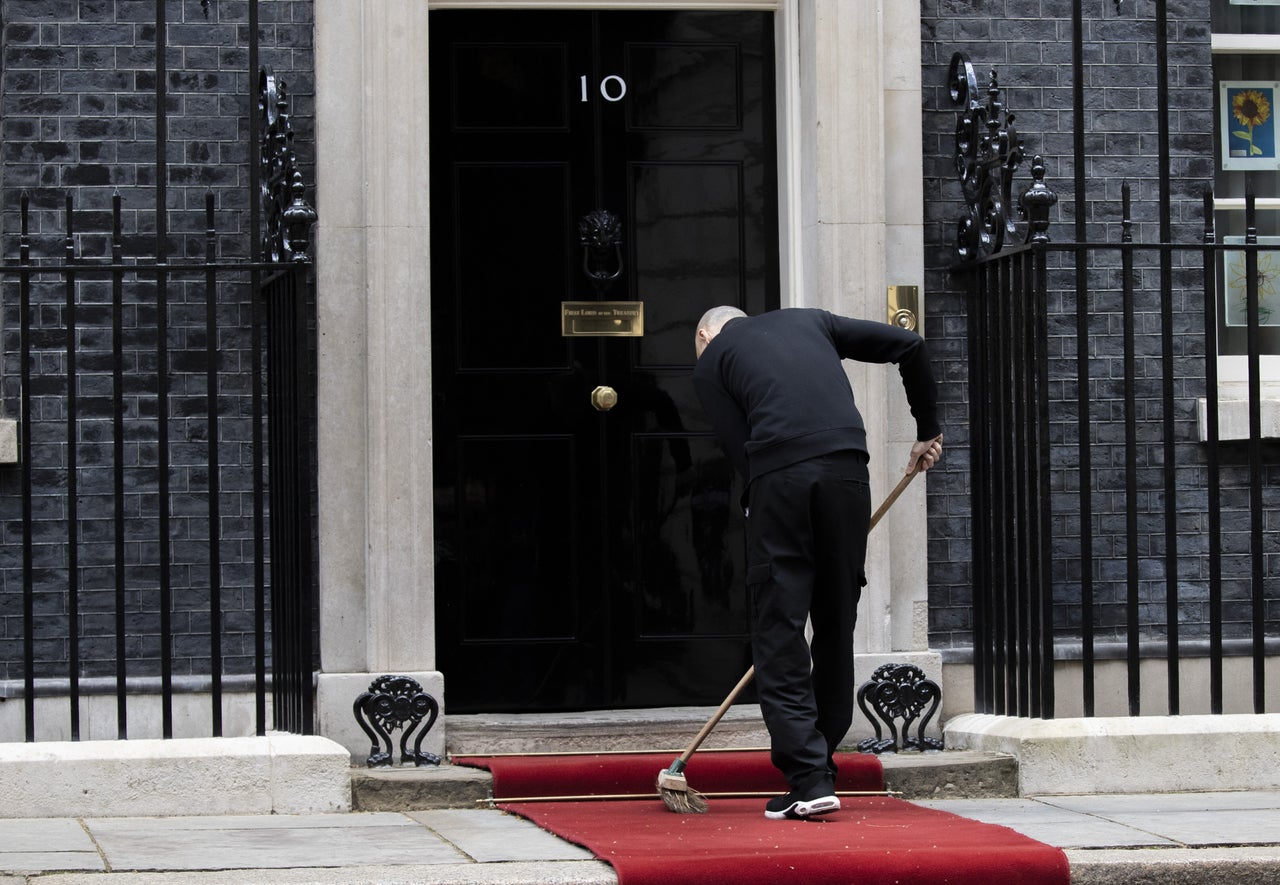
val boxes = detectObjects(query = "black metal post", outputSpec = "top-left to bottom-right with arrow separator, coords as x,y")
20,194 -> 35,742
154,0 -> 174,740
111,193 -> 129,739
1154,0 -> 1180,716
1201,189 -> 1223,716
205,192 -> 224,736
1034,246 -> 1055,719
1121,183 -> 1140,716
249,0 -> 269,737
1244,195 -> 1266,713
65,195 -> 81,740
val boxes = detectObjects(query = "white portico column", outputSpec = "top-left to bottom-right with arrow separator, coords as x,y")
793,1 -> 937,674
312,1 -> 442,759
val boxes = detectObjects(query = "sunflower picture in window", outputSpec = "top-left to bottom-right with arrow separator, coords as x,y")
1223,237 -> 1280,327
1221,82 -> 1280,170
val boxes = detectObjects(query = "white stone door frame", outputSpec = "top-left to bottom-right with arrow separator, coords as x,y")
311,0 -> 933,758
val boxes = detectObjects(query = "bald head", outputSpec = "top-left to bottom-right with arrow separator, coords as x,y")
694,306 -> 747,358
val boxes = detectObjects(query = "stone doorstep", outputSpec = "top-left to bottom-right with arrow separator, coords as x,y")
442,702 -> 954,757
346,706 -> 1015,811
350,751 -> 1018,812
945,712 -> 1280,796
0,734 -> 353,819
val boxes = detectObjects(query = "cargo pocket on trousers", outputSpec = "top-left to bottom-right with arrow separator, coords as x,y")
747,562 -> 772,615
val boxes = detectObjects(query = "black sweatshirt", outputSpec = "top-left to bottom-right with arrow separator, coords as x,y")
692,308 -> 941,486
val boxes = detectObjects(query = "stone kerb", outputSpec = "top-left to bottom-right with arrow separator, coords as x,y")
0,734 -> 351,818
945,713 -> 1280,796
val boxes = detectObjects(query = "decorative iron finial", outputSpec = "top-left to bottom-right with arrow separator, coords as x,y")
1020,156 -> 1057,244
282,171 -> 318,262
950,52 -> 1052,261
259,67 -> 317,263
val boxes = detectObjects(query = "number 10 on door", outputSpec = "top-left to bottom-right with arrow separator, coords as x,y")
580,75 -> 627,102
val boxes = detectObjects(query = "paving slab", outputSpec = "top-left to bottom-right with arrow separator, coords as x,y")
0,819 -> 98,852
28,861 -> 618,885
1037,791 -> 1280,847
0,818 -> 104,873
914,797 -> 1177,849
1041,790 -> 1280,814
409,809 -> 596,863
1072,808 -> 1279,847
84,812 -> 469,871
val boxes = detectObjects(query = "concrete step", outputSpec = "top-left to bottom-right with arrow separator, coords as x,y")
350,708 -> 1018,811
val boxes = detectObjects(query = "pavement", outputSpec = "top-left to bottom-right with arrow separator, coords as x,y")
2,787 -> 1279,884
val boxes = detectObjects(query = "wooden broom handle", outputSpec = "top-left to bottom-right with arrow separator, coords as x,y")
676,664 -> 757,765
676,466 -> 922,765
870,466 -> 920,531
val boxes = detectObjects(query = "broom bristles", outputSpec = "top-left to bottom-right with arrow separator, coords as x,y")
657,768 -> 709,814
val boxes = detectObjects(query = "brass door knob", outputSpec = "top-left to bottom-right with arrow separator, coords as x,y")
591,385 -> 618,411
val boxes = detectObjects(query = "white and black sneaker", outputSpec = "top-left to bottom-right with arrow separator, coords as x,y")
763,780 -> 840,820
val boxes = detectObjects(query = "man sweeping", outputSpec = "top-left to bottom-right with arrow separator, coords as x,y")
692,306 -> 943,820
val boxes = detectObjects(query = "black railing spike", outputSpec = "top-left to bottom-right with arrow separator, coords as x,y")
1204,189 -> 1214,244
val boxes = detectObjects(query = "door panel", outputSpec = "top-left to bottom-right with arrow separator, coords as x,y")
625,43 -> 743,130
631,162 -> 745,360
454,163 -> 575,370
451,43 -> 572,131
432,10 -> 777,712
456,435 -> 581,643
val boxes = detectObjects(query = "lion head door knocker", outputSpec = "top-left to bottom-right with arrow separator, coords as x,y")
353,675 -> 442,767
579,209 -> 624,296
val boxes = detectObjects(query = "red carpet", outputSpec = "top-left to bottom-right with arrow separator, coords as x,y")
454,749 -> 885,798
455,751 -> 1070,885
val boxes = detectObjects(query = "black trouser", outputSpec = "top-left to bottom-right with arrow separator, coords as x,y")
745,450 -> 871,790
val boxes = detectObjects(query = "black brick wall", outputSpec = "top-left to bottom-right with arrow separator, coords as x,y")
921,1 -> 1278,652
0,0 -> 315,683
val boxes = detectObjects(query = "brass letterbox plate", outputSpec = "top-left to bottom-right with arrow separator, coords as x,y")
561,301 -> 644,337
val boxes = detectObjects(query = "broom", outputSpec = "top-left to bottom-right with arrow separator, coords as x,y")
657,465 -> 922,814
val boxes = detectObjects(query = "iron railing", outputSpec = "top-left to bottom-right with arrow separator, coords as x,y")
261,262 -> 316,736
3,190 -> 315,740
962,189 -> 1277,719
1,0 -> 317,741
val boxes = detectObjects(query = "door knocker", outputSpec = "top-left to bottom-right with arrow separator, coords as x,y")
579,209 -> 624,296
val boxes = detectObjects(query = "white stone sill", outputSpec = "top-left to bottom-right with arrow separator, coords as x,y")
1197,396 -> 1280,442
0,418 -> 14,464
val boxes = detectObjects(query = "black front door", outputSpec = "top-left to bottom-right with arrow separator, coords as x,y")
430,9 -> 779,712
